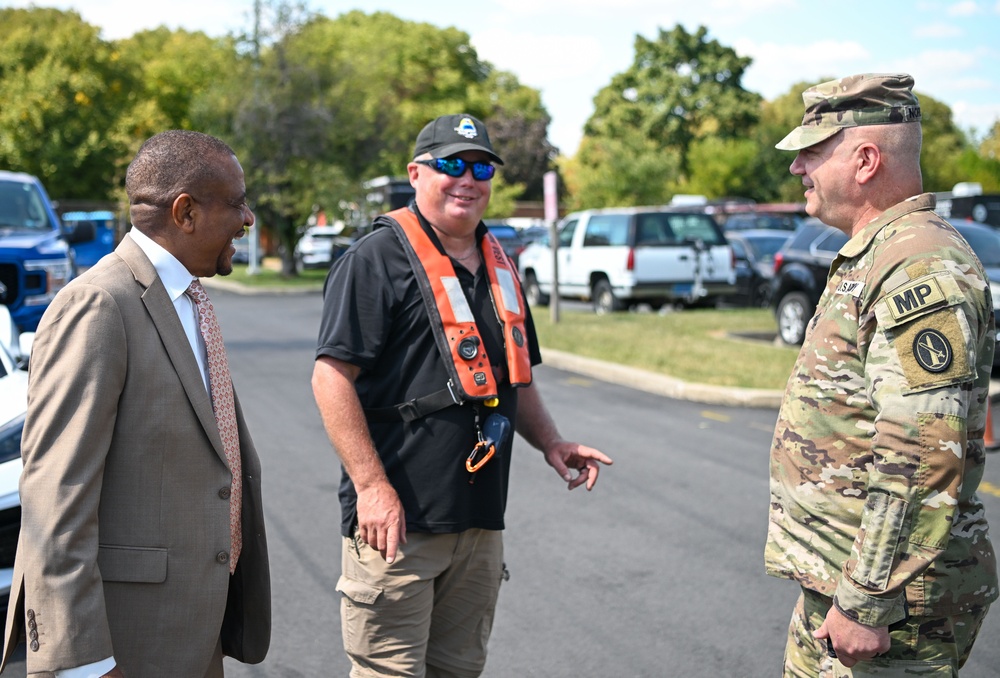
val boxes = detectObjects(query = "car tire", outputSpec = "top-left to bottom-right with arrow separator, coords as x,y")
524,271 -> 549,306
776,291 -> 811,345
593,279 -> 623,315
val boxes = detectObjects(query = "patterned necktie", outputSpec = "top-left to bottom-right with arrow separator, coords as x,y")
186,279 -> 242,573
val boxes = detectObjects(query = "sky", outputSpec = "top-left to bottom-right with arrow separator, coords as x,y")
5,0 -> 1000,156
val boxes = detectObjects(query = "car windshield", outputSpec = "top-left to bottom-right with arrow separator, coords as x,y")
746,236 -> 792,261
0,179 -> 54,231
957,225 -> 1000,267
635,213 -> 725,246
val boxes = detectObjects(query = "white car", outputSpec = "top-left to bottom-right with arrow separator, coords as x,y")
294,224 -> 351,271
0,369 -> 27,603
0,305 -> 33,604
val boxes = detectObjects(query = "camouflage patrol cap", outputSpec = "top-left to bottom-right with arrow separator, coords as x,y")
776,73 -> 921,151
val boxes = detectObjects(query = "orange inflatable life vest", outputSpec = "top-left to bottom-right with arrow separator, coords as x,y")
375,207 -> 531,419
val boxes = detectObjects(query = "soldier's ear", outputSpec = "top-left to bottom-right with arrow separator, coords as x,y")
855,143 -> 881,186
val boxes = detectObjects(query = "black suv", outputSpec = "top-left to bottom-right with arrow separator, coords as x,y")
771,218 -> 1000,364
770,219 -> 848,345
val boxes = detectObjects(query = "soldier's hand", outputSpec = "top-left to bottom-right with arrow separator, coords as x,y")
813,605 -> 890,667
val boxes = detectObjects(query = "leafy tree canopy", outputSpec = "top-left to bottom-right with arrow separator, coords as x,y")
0,7 -> 141,199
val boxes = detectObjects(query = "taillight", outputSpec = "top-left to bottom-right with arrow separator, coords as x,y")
773,251 -> 784,275
627,248 -> 635,271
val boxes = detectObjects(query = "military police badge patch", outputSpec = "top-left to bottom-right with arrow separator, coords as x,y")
893,310 -> 973,392
913,329 -> 952,373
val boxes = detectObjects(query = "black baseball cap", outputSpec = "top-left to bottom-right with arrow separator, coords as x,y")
413,114 -> 504,165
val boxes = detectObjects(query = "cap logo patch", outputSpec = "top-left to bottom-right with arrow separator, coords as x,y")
913,328 -> 952,373
455,117 -> 478,139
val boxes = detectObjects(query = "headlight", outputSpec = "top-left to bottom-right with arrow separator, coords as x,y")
24,257 -> 73,306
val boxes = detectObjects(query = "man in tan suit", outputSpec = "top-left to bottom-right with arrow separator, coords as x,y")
2,130 -> 270,676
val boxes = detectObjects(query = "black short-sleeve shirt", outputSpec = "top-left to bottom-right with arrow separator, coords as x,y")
316,206 -> 542,537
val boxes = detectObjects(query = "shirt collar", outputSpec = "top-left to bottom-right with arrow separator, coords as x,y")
840,193 -> 936,259
128,226 -> 198,301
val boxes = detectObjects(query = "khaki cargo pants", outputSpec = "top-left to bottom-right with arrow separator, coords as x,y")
337,528 -> 505,678
783,587 -> 989,677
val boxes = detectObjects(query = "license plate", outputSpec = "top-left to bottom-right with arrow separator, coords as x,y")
673,283 -> 692,295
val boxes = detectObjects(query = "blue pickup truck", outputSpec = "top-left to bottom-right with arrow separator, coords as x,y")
0,170 -> 95,332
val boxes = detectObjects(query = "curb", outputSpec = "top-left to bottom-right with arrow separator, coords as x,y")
200,276 -> 323,296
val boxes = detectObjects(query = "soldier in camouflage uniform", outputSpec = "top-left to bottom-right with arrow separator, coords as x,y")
765,73 -> 998,677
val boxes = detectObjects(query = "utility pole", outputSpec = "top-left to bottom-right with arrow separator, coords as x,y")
247,0 -> 262,275
543,171 -> 560,323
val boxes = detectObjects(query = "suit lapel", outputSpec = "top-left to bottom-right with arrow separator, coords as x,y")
117,235 -> 229,466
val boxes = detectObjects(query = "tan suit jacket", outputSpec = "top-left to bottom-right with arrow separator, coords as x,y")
1,235 -> 270,676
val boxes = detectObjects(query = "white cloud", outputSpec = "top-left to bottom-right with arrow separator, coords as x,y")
913,22 -> 964,38
734,38 -> 871,99
947,0 -> 979,15
951,100 -> 1000,131
471,29 -> 606,88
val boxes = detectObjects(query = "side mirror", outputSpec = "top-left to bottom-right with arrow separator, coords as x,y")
18,332 -> 34,369
64,220 -> 97,245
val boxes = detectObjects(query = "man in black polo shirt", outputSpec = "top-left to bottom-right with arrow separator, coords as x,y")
312,113 -> 612,678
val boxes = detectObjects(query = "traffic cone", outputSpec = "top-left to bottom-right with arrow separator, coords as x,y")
986,400 -> 998,450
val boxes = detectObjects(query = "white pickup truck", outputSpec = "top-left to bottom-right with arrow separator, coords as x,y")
517,206 -> 736,313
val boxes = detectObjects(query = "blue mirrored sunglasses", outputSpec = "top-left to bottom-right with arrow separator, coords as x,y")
415,157 -> 496,181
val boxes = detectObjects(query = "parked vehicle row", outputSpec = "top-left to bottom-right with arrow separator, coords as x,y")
769,217 -> 1000,368
518,206 -> 737,314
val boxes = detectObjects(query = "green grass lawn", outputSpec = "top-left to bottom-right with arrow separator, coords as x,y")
531,306 -> 800,390
226,260 -> 327,288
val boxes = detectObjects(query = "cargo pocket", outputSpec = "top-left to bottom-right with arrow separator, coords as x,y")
336,575 -> 385,656
849,492 -> 908,591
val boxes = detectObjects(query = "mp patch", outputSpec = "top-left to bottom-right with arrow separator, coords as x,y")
887,276 -> 946,323
913,328 -> 952,373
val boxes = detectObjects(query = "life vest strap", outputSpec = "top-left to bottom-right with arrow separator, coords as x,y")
364,380 -> 463,423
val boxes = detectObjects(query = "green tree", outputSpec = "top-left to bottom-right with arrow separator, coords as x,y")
473,71 -> 557,202
916,92 -> 969,193
0,7 -> 143,199
561,135 -> 681,210
586,24 -> 760,173
290,10 -> 491,181
116,27 -> 240,131
747,80 -> 823,203
982,121 -> 1000,161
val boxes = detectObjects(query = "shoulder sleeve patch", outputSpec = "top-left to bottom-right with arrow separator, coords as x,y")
894,309 -> 974,392
886,277 -> 946,323
875,272 -> 965,331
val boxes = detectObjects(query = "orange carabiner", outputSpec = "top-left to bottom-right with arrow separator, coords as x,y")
466,440 -> 496,473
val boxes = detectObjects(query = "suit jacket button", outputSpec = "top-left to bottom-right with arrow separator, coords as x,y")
217,551 -> 229,564
26,609 -> 35,621
28,629 -> 37,641
27,618 -> 36,630
219,487 -> 231,499
29,640 -> 39,652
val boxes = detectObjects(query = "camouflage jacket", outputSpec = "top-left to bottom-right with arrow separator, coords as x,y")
765,193 -> 999,627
